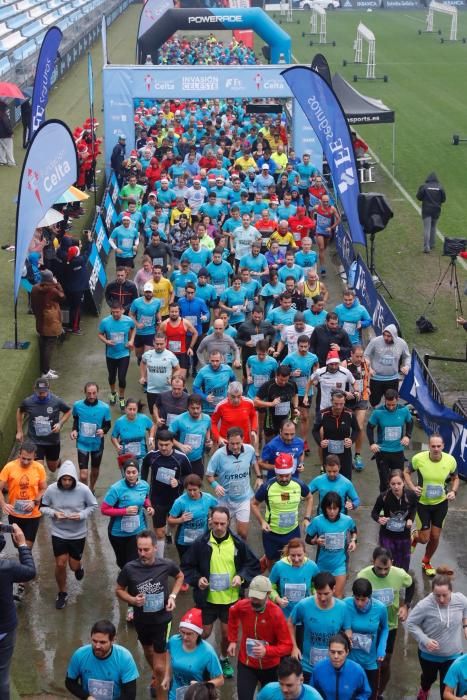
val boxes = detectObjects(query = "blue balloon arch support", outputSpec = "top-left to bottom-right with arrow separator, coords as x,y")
137,7 -> 292,64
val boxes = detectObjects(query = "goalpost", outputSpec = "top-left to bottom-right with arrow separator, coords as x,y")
425,0 -> 457,41
354,22 -> 375,79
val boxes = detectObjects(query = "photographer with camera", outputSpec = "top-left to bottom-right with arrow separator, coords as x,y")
0,522 -> 36,700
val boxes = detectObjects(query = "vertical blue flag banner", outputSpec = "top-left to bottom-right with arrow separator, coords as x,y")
88,52 -> 94,111
101,15 -> 108,65
30,26 -> 63,136
14,119 -> 78,300
281,65 -> 366,246
400,351 -> 467,478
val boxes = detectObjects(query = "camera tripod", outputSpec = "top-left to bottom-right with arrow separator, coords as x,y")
366,232 -> 392,298
423,255 -> 464,320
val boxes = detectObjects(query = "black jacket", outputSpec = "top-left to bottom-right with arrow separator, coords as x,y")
105,280 -> 138,313
181,529 -> 260,607
62,243 -> 92,293
111,143 -> 126,173
309,323 -> 352,366
236,319 -> 275,358
0,546 -> 36,633
416,172 -> 446,219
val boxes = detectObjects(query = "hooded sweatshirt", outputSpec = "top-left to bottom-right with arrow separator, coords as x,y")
407,591 -> 467,661
416,172 -> 446,219
363,324 -> 410,381
41,461 -> 98,539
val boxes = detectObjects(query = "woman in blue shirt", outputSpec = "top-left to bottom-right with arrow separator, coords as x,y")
306,491 -> 357,598
167,473 -> 217,562
269,537 -> 319,621
311,633 -> 372,700
111,399 -> 155,466
162,608 -> 223,700
101,459 -> 154,622
344,578 -> 389,697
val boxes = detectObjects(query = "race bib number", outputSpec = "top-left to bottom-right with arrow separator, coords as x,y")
190,263 -> 202,273
253,374 -> 269,388
152,257 -> 163,267
88,679 -> 114,700
168,340 -> 182,353
81,422 -> 97,438
352,632 -> 372,654
34,416 -> 51,436
185,316 -> 197,327
185,433 -> 202,449
372,588 -> 395,606
110,332 -> 124,345
328,439 -> 344,454
176,287 -> 186,298
284,583 -> 307,602
121,515 -> 140,533
121,238 -> 133,248
250,333 -> 264,344
140,315 -> 154,328
342,321 -> 356,336
125,441 -> 141,456
381,354 -> 393,366
166,413 -> 177,428
143,591 -> 164,613
210,573 -> 230,591
386,516 -> 406,533
324,532 -> 345,550
354,379 -> 364,392
183,527 -> 204,544
275,401 -> 290,416
384,426 -> 402,441
310,646 -> 328,667
14,499 -> 31,514
156,467 -> 176,485
246,638 -> 266,656
425,484 -> 444,500
279,511 -> 296,528
175,686 -> 190,700
295,375 -> 307,390
214,284 -> 225,297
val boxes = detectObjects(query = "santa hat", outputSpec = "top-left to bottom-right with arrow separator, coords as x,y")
274,453 -> 294,475
67,246 -> 80,262
180,608 -> 203,635
326,349 -> 340,365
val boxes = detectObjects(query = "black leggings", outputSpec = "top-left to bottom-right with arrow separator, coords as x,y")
108,530 -> 138,570
237,662 -> 278,700
106,356 -> 130,389
365,668 -> 380,700
418,651 -> 455,698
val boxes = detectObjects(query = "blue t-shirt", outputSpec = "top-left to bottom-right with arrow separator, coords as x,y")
278,264 -> 303,284
170,270 -> 198,299
304,309 -> 327,327
283,352 -> 318,397
103,477 -> 150,537
167,635 -> 222,700
180,247 -> 211,274
220,287 -> 248,325
130,297 -> 161,337
334,300 -> 372,345
239,253 -> 268,274
206,444 -> 256,502
192,363 -> 236,414
195,283 -> 218,308
261,435 -> 305,478
444,654 -> 467,697
269,558 -> 319,618
170,411 -> 211,462
295,250 -> 318,272
246,355 -> 278,399
344,596 -> 389,670
111,414 -> 153,460
169,491 -> 218,546
206,260 -> 233,297
309,473 -> 360,514
368,405 -> 412,453
67,643 -> 139,699
110,226 -> 139,259
72,399 -> 111,453
306,514 -> 357,576
267,307 -> 296,342
257,683 -> 323,700
98,315 -> 135,360
290,597 -> 351,672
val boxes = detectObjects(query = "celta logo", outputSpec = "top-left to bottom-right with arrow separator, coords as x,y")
154,81 -> 175,90
187,15 -> 242,23
264,79 -> 284,89
43,160 -> 71,192
27,168 -> 42,205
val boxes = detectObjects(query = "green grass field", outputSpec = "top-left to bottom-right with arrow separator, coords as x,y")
276,9 -> 467,393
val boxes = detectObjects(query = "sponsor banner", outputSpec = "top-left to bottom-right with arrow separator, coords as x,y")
14,120 -> 78,300
335,224 -> 356,275
352,255 -> 399,336
282,65 -> 366,246
400,351 -> 467,478
138,0 -> 173,39
383,0 -> 424,7
311,53 -> 332,87
85,241 -> 107,315
341,0 -> 382,6
102,15 -> 108,65
94,215 -> 111,263
31,27 -> 63,136
102,191 -> 118,233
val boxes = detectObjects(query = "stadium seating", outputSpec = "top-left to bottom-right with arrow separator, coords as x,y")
0,55 -> 10,76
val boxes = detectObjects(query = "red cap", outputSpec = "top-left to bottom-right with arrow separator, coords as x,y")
274,452 -> 294,474
326,349 -> 340,365
67,246 -> 80,262
180,608 -> 203,635
130,150 -> 137,157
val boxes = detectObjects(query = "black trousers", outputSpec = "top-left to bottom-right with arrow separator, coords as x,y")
38,335 -> 57,374
237,661 -> 278,700
108,530 -> 138,570
369,378 -> 399,407
375,450 -> 405,492
418,651 -> 455,698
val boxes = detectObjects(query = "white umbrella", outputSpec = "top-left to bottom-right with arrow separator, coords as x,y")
37,208 -> 64,228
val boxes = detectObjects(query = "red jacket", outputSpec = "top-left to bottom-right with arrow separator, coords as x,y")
228,598 -> 293,669
211,397 -> 258,443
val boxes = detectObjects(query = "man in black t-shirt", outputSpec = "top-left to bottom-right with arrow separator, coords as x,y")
116,529 -> 184,700
16,378 -> 71,472
253,365 -> 299,439
153,376 -> 189,430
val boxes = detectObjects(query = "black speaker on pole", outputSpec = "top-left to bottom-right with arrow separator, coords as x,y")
357,193 -> 393,234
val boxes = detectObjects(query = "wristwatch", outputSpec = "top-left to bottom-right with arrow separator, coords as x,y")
169,593 -> 177,600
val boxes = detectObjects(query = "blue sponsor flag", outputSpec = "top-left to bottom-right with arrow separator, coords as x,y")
281,65 -> 366,246
87,52 -> 94,110
30,26 -> 62,136
14,119 -> 78,300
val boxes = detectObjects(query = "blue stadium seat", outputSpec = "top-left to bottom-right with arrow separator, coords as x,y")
21,18 -> 44,37
12,37 -> 36,61
0,55 -> 11,76
7,12 -> 32,30
0,5 -> 17,21
15,0 -> 35,11
41,9 -> 60,25
0,22 -> 9,38
0,31 -> 24,52
28,4 -> 50,19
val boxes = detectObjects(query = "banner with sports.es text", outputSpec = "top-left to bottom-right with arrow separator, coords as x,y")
14,119 -> 78,300
281,65 -> 366,246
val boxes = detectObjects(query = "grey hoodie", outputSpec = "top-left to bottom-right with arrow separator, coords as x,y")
407,591 -> 467,659
363,324 -> 410,381
40,461 -> 98,539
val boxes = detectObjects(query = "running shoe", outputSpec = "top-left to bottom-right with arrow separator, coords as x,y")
416,688 -> 430,700
42,369 -> 59,379
126,606 -> 134,623
13,583 -> 25,601
75,567 -> 84,581
320,267 -> 326,277
72,329 -> 84,336
304,440 -> 310,456
220,657 -> 234,679
109,392 -> 117,405
55,592 -> 68,610
354,455 -> 364,471
119,397 -> 126,411
422,560 -> 436,577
